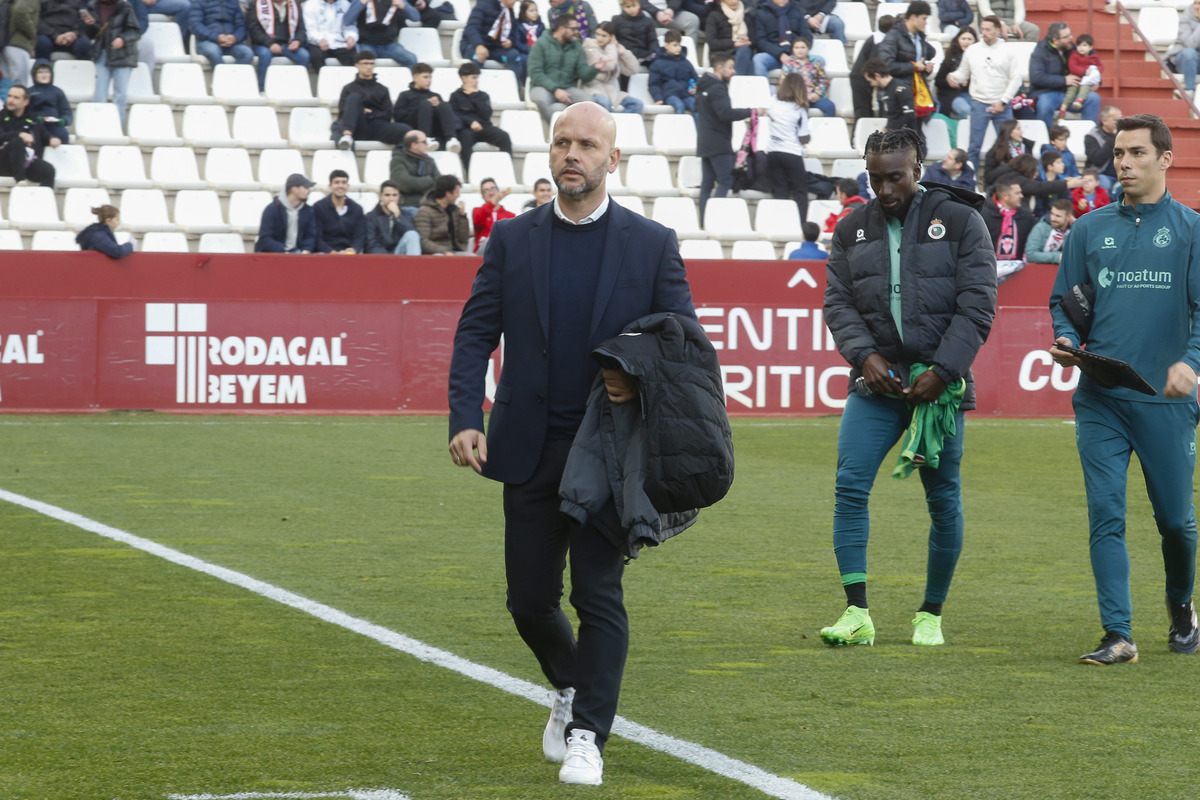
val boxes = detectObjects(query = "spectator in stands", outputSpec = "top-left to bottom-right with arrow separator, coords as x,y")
83,0 -> 140,125
303,0 -> 358,72
191,0 -> 252,69
705,0 -> 754,77
582,20 -> 641,113
312,169 -> 365,253
787,221 -> 827,261
390,128 -> 440,211
472,176 -> 514,253
648,29 -> 694,114
130,0 -> 190,58
3,0 -> 38,86
0,84 -> 57,187
1084,104 -> 1121,194
27,61 -> 71,143
1071,167 -> 1110,217
977,0 -> 1036,42
255,172 -> 316,253
877,2 -> 935,97
343,0 -> 418,66
797,0 -> 845,45
934,26 -> 976,119
695,51 -> 752,220
365,179 -> 421,254
989,153 -> 1078,214
335,50 -> 410,149
781,38 -> 834,117
946,15 -> 1021,171
982,118 -> 1030,186
1032,149 -> 1071,218
1029,22 -> 1100,130
247,0 -> 310,90
522,176 -> 553,209
823,177 -> 865,233
614,0 -> 657,74
415,173 -> 470,254
547,0 -> 595,41
922,147 -> 976,191
936,0 -> 971,35
76,204 -> 133,258
461,0 -> 525,84
1058,34 -> 1101,121
981,177 -> 1033,268
528,14 -> 595,123
1025,197 -> 1072,265
450,61 -> 513,172
395,62 -> 460,151
765,71 -> 810,220
36,0 -> 92,61
513,0 -> 544,56
752,0 -> 810,79
1041,124 -> 1078,177
849,13 -> 892,120
1167,0 -> 1200,99
862,58 -> 916,136
638,0 -> 699,46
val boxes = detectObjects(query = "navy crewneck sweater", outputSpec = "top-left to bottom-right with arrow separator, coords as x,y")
546,209 -> 610,437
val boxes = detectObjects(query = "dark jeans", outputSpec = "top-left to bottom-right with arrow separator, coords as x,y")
767,151 -> 808,221
397,97 -> 457,141
307,44 -> 356,72
0,140 -> 55,187
341,93 -> 411,145
502,438 -> 627,752
34,33 -> 92,61
699,152 -> 734,223
458,123 -> 512,170
850,72 -> 873,120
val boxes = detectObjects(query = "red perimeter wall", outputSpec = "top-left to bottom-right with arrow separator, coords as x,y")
0,253 -> 1071,416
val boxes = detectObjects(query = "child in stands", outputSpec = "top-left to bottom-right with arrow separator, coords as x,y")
1059,34 -> 1102,119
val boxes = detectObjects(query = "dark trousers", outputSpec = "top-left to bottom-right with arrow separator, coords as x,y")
698,152 -> 734,223
458,123 -> 512,170
307,45 -> 356,72
398,98 -> 457,142
35,33 -> 92,61
768,151 -> 809,221
850,73 -> 873,120
502,438 -> 628,752
0,141 -> 55,187
341,93 -> 411,145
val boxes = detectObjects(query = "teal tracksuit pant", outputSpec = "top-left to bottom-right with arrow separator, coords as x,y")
1073,388 -> 1199,639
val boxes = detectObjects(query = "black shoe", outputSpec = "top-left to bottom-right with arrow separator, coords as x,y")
1167,598 -> 1200,655
1079,631 -> 1139,665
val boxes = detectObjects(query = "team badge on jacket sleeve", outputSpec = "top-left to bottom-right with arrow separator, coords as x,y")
1154,227 -> 1172,248
928,218 -> 946,240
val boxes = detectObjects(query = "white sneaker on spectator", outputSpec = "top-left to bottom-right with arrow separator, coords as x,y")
542,687 -> 574,762
558,729 -> 603,785
446,136 -> 461,153
427,138 -> 441,151
337,133 -> 354,150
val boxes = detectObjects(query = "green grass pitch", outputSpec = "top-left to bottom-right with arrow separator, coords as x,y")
1,414 -> 1197,800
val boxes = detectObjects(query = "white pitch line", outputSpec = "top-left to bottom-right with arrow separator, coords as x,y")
0,487 -> 835,800
169,790 -> 409,800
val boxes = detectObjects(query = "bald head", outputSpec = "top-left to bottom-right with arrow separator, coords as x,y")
552,101 -> 618,152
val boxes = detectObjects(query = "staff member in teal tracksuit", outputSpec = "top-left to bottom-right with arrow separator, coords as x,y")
1051,114 -> 1200,666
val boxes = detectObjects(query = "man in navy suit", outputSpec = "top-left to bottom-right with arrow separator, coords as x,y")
447,102 -> 695,786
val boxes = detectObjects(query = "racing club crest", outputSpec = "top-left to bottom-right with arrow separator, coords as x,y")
1154,226 -> 1172,248
927,218 -> 946,240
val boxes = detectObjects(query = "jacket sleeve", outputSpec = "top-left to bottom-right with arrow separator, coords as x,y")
447,217 -> 507,437
463,0 -> 489,49
574,44 -> 598,82
312,202 -> 333,253
651,229 -> 696,318
1029,45 -> 1065,92
364,213 -> 386,253
529,39 -> 556,92
455,208 -> 471,252
192,2 -> 221,42
1083,132 -> 1103,170
928,210 -> 997,386
706,13 -> 734,52
877,29 -> 914,79
752,9 -> 785,59
255,203 -> 287,252
1024,221 -> 1059,264
711,82 -> 751,123
415,205 -> 448,253
647,58 -> 665,100
350,206 -> 366,253
823,219 -> 879,369
234,2 -> 249,41
1179,215 -> 1200,372
617,44 -> 639,76
296,208 -> 316,252
12,0 -> 38,44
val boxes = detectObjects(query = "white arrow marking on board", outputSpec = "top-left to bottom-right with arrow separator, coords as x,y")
168,790 -> 409,799
787,267 -> 818,289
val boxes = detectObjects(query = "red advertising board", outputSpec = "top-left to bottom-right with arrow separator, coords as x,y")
0,252 -> 1072,416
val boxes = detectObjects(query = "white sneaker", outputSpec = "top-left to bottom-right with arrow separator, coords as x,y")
445,136 -> 461,153
427,137 -> 441,151
337,133 -> 354,150
542,687 -> 574,762
558,729 -> 603,785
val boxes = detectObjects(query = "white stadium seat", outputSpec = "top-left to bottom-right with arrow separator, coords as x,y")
120,189 -> 176,233
311,150 -> 365,189
703,197 -> 757,241
653,114 -> 698,156
625,154 -> 676,197
141,231 -> 191,252
228,191 -> 273,234
810,39 -> 850,77
835,1 -> 873,41
159,63 -> 214,105
809,116 -> 860,159
96,145 -> 154,190
807,199 -> 843,226
288,106 -> 336,150
1138,7 -> 1180,46
627,73 -> 671,115
146,20 -> 191,62
500,110 -> 547,152
375,67 -> 413,103
651,197 -> 704,238
174,191 -> 231,234
318,66 -> 358,106
197,232 -> 246,253
63,188 -> 113,230
213,64 -> 267,106
853,116 -> 887,152
257,149 -> 307,191
182,105 -> 235,148
73,103 -> 130,146
43,144 -> 98,189
731,240 -> 778,260
0,229 -> 23,249
264,65 -> 320,106
127,63 -> 160,104
54,60 -> 97,103
479,69 -> 523,110
127,104 -> 183,147
430,151 -> 465,180
467,151 -> 519,191
729,76 -> 773,109
400,28 -> 451,67
755,199 -> 803,243
362,149 -> 392,186
232,106 -> 287,149
612,113 -> 654,155
676,156 -> 701,198
611,195 -> 645,216
9,186 -> 66,231
205,148 -> 261,192
31,230 -> 80,251
150,147 -> 207,191
679,238 -> 724,259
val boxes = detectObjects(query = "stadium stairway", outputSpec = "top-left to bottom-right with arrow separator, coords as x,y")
1027,0 -> 1200,208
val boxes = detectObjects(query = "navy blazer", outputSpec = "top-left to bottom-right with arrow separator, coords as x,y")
448,200 -> 696,485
